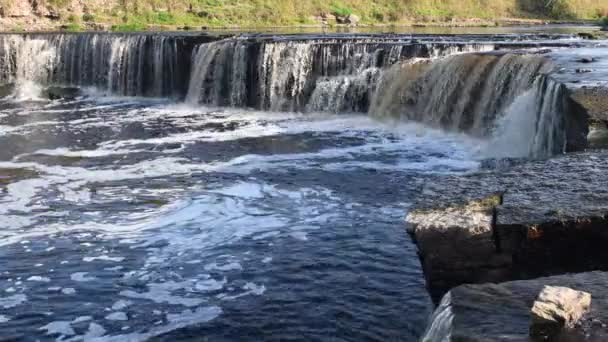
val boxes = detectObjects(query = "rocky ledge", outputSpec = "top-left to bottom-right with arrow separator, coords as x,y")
407,150 -> 608,302
421,271 -> 608,341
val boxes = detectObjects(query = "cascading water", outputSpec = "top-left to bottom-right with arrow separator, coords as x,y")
420,293 -> 453,342
0,32 -> 571,159
184,37 -> 495,112
0,34 -> 185,97
486,76 -> 566,158
0,31 -> 595,341
369,53 -> 553,135
368,52 -> 569,158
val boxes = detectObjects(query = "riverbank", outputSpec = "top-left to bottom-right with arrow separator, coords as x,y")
0,0 -> 606,32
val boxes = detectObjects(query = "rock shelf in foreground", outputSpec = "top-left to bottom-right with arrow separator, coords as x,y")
422,272 -> 608,341
407,150 -> 608,302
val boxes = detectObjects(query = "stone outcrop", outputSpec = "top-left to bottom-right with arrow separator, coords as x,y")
407,150 -> 608,302
568,86 -> 608,149
421,272 -> 608,341
530,286 -> 591,339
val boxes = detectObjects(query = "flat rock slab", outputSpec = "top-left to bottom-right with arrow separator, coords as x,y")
407,151 -> 608,301
422,272 -> 608,342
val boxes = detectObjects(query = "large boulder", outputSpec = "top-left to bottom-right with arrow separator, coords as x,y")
530,286 -> 592,340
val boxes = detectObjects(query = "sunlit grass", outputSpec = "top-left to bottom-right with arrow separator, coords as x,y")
2,0 -> 607,29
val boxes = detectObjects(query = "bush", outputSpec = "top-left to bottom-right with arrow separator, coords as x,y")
548,0 -> 576,19
156,11 -> 175,24
601,16 -> 608,27
330,4 -> 353,18
82,13 -> 95,22
371,9 -> 385,22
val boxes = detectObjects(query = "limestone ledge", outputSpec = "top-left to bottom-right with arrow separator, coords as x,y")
421,272 -> 608,341
407,150 -> 608,302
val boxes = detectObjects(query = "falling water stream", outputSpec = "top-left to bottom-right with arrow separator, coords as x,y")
0,32 -> 576,341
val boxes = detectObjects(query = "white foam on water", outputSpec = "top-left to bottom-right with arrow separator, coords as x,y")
62,288 -> 76,295
0,315 -> 10,323
72,316 -> 93,324
81,323 -> 107,340
39,321 -> 75,337
88,306 -> 221,342
111,300 -> 132,311
0,95 -> 487,340
70,272 -> 96,282
204,262 -> 243,272
194,277 -> 227,292
105,312 -> 128,321
27,276 -> 51,282
83,256 -> 125,263
0,294 -> 27,308
119,281 -> 205,307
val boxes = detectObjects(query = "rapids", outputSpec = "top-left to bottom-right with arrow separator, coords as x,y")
0,31 -> 591,340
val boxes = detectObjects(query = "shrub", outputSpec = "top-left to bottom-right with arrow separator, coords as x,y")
156,11 -> 175,24
371,9 -> 385,22
82,13 -> 95,22
601,16 -> 608,27
330,4 -> 353,18
548,0 -> 576,20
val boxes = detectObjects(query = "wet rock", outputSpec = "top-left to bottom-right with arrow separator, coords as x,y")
407,150 -> 608,302
577,32 -> 604,40
42,86 -> 80,100
0,83 -> 14,98
422,272 -> 608,341
406,195 -> 511,300
576,68 -> 593,73
530,286 -> 591,340
578,56 -> 596,63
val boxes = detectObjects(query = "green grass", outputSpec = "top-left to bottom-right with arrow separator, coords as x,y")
110,22 -> 148,32
62,23 -> 82,31
330,3 -> 353,17
9,0 -> 608,29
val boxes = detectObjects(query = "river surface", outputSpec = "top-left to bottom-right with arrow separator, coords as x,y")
0,90 -> 484,341
1,26 -> 597,341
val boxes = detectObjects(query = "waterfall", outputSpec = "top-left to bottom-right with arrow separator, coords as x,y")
369,53 -> 553,136
0,34 -> 185,97
421,293 -> 453,342
185,38 -> 496,112
305,68 -> 381,113
0,33 -> 570,158
486,76 -> 566,158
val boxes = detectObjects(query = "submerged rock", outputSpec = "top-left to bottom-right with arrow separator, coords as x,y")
530,286 -> 591,340
42,86 -> 80,100
578,56 -> 596,63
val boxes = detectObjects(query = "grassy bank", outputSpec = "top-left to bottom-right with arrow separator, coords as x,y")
1,0 -> 608,31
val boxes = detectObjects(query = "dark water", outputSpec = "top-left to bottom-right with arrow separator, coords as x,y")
0,90 -> 482,340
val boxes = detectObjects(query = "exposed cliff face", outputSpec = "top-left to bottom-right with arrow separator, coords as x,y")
407,148 -> 608,302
